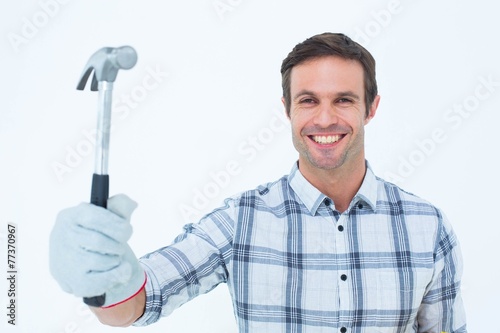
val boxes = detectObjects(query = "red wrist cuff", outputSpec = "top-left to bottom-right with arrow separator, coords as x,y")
101,272 -> 147,309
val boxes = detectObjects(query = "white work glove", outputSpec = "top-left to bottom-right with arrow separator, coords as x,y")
49,194 -> 145,307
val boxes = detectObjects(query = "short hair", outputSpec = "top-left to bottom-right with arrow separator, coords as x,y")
281,32 -> 378,117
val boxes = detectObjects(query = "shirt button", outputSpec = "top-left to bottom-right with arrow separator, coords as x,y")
324,199 -> 331,206
340,327 -> 347,333
357,203 -> 363,209
337,225 -> 344,232
341,274 -> 347,281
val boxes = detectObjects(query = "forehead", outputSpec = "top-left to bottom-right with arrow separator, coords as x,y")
290,56 -> 364,95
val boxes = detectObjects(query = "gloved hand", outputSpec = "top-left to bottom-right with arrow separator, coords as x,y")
49,194 -> 146,307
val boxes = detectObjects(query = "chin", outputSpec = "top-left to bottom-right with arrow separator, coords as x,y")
305,157 -> 346,171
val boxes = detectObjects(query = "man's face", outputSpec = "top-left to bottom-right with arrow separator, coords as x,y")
285,56 -> 378,174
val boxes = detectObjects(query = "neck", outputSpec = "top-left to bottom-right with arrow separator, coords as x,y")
299,158 -> 367,213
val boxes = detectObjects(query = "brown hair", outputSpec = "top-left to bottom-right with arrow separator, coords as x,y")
281,32 -> 377,117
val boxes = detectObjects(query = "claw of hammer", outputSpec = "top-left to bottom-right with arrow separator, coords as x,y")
77,46 -> 137,91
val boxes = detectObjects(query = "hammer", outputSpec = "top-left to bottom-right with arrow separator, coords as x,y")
76,46 -> 138,307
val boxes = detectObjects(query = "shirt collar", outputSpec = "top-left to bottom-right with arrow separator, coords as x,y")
288,161 -> 378,215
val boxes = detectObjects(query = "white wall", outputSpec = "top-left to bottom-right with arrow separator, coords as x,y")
1,0 -> 498,332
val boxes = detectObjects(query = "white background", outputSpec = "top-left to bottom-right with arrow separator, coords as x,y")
1,0 -> 499,332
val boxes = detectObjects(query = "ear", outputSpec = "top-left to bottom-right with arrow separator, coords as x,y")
281,97 -> 291,119
364,95 -> 380,125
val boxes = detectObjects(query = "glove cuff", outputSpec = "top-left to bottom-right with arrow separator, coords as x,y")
102,272 -> 147,309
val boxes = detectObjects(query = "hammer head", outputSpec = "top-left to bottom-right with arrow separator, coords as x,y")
77,46 -> 137,91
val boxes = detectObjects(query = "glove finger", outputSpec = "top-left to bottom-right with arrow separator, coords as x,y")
49,249 -> 121,295
77,261 -> 134,298
58,203 -> 132,243
72,225 -> 126,256
107,194 -> 138,221
54,244 -> 121,275
78,251 -> 123,275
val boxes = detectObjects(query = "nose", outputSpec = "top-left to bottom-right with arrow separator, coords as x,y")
313,102 -> 338,127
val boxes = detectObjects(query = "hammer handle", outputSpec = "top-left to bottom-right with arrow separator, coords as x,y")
90,173 -> 109,208
83,173 -> 109,307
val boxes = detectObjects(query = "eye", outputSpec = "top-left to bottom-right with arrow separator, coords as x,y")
299,98 -> 317,104
337,98 -> 353,104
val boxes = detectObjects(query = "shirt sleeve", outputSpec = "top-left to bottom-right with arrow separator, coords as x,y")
417,211 -> 467,333
133,198 -> 236,326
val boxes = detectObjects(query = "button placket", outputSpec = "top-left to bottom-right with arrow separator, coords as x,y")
336,213 -> 350,317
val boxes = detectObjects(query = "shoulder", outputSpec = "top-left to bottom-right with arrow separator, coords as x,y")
196,174 -> 290,230
375,175 -> 444,217
226,174 -> 290,208
373,176 -> 461,252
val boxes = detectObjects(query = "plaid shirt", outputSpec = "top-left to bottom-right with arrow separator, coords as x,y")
134,162 -> 467,332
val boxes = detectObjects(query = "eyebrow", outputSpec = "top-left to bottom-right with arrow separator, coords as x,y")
293,90 -> 361,101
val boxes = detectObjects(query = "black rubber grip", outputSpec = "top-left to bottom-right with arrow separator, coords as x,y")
83,294 -> 106,307
83,173 -> 109,307
90,173 -> 109,208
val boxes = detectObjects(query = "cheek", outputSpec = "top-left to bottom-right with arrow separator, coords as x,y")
289,113 -> 303,132
290,109 -> 314,127
344,111 -> 365,129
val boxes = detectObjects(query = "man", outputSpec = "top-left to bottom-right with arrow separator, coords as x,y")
50,32 -> 467,332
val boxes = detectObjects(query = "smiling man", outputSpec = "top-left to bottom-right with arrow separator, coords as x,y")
286,55 -> 379,213
50,33 -> 467,332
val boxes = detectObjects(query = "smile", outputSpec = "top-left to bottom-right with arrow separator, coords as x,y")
310,135 -> 343,145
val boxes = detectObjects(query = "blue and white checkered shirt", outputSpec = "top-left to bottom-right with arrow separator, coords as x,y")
134,162 -> 467,332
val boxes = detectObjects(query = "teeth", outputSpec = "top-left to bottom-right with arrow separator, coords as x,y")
312,135 -> 341,144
